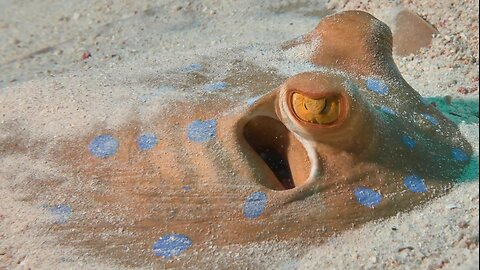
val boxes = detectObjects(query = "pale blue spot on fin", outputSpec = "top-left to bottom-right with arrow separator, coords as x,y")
420,97 -> 431,106
139,85 -> 176,103
452,147 -> 469,162
88,135 -> 119,158
152,233 -> 192,258
422,113 -> 440,126
48,204 -> 72,224
379,106 -> 396,115
243,191 -> 267,218
354,187 -> 382,208
203,82 -> 228,92
187,119 -> 217,143
401,134 -> 417,150
137,133 -> 158,151
404,175 -> 427,193
366,78 -> 389,95
181,63 -> 202,73
247,95 -> 263,107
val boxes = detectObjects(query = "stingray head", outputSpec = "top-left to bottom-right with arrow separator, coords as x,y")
240,72 -> 381,193
239,10 -> 472,200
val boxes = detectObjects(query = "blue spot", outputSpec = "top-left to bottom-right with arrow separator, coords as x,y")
152,233 -> 192,258
187,119 -> 217,143
401,134 -> 417,150
366,78 -> 389,95
137,133 -> 158,151
48,204 -> 72,223
247,95 -> 263,107
203,82 -> 228,92
182,186 -> 190,192
243,191 -> 267,219
420,97 -> 430,106
181,63 -> 202,73
88,135 -> 119,158
404,175 -> 427,193
354,187 -> 382,208
139,85 -> 176,103
422,114 -> 440,126
452,148 -> 469,162
379,106 -> 396,115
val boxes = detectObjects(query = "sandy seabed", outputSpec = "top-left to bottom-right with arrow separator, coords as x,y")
0,0 -> 478,269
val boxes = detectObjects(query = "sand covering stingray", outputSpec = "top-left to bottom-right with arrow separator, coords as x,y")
2,10 -> 473,268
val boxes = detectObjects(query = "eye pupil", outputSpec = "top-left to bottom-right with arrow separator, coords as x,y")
291,93 -> 340,125
320,100 -> 329,114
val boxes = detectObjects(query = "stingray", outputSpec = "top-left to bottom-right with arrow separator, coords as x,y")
2,10 -> 473,268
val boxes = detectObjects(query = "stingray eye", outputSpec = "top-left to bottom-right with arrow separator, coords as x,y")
291,93 -> 340,125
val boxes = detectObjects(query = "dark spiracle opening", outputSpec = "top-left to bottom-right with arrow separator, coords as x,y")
243,116 -> 310,190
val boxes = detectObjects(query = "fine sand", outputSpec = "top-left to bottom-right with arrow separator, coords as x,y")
0,0 -> 478,269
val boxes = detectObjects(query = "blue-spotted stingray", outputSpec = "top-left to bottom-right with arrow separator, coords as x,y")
3,10 -> 473,268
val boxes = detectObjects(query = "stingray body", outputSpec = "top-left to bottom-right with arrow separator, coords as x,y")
7,11 -> 472,267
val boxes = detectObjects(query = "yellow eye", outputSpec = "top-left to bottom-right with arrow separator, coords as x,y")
291,93 -> 340,125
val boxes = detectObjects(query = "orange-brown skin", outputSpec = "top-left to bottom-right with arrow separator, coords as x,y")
291,10 -> 399,78
6,10 -> 472,268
